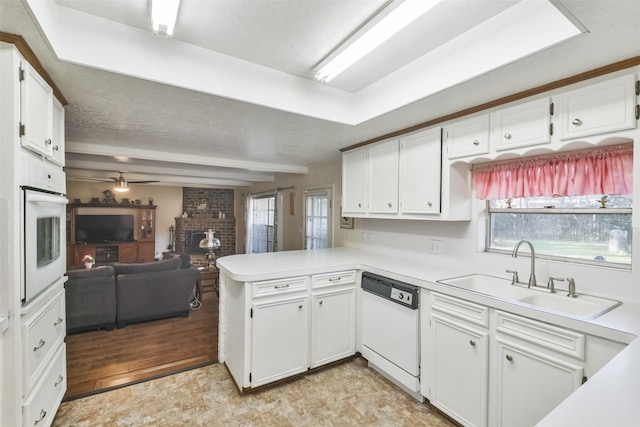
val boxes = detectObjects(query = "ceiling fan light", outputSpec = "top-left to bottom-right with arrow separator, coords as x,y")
114,180 -> 129,192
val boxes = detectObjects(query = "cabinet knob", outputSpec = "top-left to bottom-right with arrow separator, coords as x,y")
298,304 -> 303,310
505,354 -> 513,362
388,203 -> 392,208
469,339 -> 476,347
33,339 -> 46,352
427,201 -> 433,207
319,300 -> 323,305
358,203 -> 362,208
45,139 -> 52,146
53,145 -> 59,151
572,118 -> 582,126
504,133 -> 512,139
472,139 -> 480,146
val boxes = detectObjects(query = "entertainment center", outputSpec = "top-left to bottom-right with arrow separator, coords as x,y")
66,203 -> 157,270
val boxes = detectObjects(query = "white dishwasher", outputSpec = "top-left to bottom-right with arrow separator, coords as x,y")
361,271 -> 422,401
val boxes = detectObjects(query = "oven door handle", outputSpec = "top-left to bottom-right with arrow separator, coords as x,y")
26,194 -> 68,205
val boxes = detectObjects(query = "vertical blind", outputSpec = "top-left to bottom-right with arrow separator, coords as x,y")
472,143 -> 633,200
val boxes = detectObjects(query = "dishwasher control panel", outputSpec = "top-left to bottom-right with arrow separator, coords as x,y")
390,288 -> 413,306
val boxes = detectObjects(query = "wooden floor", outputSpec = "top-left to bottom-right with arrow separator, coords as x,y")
64,287 -> 218,400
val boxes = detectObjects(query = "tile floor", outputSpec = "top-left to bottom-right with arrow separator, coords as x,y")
53,358 -> 455,426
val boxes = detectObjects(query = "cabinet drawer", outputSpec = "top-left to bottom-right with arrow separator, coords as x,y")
495,311 -> 585,360
311,270 -> 356,289
431,292 -> 489,328
23,343 -> 67,427
22,290 -> 66,394
253,276 -> 309,298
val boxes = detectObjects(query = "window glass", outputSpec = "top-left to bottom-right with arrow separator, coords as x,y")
487,194 -> 632,268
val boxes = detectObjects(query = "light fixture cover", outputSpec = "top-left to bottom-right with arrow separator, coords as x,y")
152,0 -> 181,36
114,180 -> 129,192
314,0 -> 443,83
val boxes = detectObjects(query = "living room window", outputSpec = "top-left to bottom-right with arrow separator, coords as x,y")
474,144 -> 633,269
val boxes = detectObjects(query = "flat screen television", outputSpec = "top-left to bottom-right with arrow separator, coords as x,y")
75,214 -> 135,243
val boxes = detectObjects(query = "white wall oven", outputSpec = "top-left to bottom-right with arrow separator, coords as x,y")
22,187 -> 67,304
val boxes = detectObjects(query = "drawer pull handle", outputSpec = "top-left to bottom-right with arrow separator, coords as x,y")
45,139 -> 52,146
329,277 -> 341,282
33,339 -> 46,352
472,139 -> 480,146
274,284 -> 290,289
469,339 -> 476,347
34,409 -> 47,425
319,300 -> 323,305
298,304 -> 303,310
53,317 -> 63,326
505,354 -> 513,362
572,118 -> 582,126
54,375 -> 64,386
53,145 -> 59,151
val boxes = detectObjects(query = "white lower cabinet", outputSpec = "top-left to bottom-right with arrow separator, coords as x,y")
310,272 -> 355,368
251,295 -> 309,387
22,343 -> 66,427
423,292 -> 625,427
225,270 -> 356,391
493,338 -> 582,427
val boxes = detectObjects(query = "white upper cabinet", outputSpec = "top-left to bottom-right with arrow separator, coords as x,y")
557,73 -> 637,140
444,115 -> 490,160
399,128 -> 441,214
50,98 -> 65,167
342,147 -> 367,215
20,62 -> 54,158
368,140 -> 399,214
491,97 -> 552,151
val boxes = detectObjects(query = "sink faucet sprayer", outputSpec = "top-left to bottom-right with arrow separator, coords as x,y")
512,240 -> 536,288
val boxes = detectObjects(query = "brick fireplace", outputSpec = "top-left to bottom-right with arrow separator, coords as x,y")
174,188 -> 236,267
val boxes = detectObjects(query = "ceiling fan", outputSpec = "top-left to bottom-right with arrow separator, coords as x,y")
110,172 -> 159,192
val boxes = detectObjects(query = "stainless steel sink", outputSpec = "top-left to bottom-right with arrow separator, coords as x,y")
438,274 -> 621,319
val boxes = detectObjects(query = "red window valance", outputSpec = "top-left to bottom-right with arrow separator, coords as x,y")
472,144 -> 633,200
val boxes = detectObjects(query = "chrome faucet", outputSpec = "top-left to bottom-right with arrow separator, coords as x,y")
512,240 -> 537,288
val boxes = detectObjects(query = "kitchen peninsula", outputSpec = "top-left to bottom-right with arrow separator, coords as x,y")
217,247 -> 640,427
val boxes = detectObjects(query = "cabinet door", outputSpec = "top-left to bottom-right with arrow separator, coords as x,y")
139,209 -> 155,241
558,73 -> 636,140
137,242 -> 155,262
310,287 -> 355,368
251,296 -> 309,387
118,243 -> 138,263
21,62 -> 53,157
494,339 -> 583,427
429,314 -> 489,427
368,140 -> 399,213
444,115 -> 490,160
399,128 -> 441,214
342,148 -> 367,214
49,97 -> 65,167
491,97 -> 551,151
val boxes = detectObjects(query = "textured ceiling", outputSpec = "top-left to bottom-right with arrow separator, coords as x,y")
1,0 -> 639,189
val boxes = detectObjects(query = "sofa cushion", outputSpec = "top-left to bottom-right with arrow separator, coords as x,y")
178,253 -> 191,269
113,256 -> 181,275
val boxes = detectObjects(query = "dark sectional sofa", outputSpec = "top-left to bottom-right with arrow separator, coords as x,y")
65,254 -> 200,333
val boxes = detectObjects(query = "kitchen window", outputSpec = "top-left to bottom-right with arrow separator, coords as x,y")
475,144 -> 633,268
304,187 -> 333,249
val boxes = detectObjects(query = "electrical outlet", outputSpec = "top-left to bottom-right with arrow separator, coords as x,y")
429,239 -> 442,254
361,232 -> 373,244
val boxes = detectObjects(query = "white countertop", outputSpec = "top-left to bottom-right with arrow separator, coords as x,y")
218,247 -> 640,426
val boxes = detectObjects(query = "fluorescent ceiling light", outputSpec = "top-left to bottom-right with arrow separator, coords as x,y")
151,0 -> 181,36
314,0 -> 443,83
